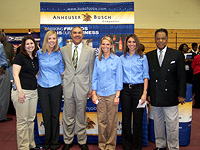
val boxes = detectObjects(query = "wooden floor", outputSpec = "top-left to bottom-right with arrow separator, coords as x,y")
0,108 -> 200,150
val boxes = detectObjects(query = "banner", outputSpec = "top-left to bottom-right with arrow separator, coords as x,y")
40,2 -> 135,53
5,33 -> 40,53
37,1 -> 150,146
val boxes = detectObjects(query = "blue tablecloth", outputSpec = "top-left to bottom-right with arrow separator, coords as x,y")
34,98 -> 148,146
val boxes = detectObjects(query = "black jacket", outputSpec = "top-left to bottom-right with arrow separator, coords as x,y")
146,48 -> 186,107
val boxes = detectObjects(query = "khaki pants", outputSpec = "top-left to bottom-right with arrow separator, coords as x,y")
11,89 -> 38,150
152,106 -> 179,150
62,88 -> 87,145
97,94 -> 118,150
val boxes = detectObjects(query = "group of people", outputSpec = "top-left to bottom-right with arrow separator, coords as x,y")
0,27 -> 188,150
178,42 -> 200,109
0,31 -> 13,124
0,31 -> 15,124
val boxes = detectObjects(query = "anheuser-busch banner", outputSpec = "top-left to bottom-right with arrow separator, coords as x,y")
35,1 -> 148,146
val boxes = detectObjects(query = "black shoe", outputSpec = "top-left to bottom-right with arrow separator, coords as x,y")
0,118 -> 13,123
62,144 -> 73,150
193,105 -> 200,109
30,147 -> 40,150
79,144 -> 88,150
154,148 -> 166,150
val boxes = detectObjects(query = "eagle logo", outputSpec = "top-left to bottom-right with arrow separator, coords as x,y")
82,13 -> 92,22
86,117 -> 96,129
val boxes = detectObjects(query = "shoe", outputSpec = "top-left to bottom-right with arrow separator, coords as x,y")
62,144 -> 73,150
79,144 -> 88,150
154,148 -> 166,150
50,147 -> 60,150
0,118 -> 13,123
193,105 -> 200,109
30,147 -> 40,150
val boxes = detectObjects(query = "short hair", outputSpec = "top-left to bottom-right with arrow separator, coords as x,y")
192,42 -> 198,48
0,31 -> 2,39
42,30 -> 59,54
20,35 -> 37,57
98,36 -> 115,61
124,34 -> 142,57
155,28 -> 168,38
140,43 -> 145,52
71,26 -> 83,34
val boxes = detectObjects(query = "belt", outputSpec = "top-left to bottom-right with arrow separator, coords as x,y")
1,65 -> 8,71
123,83 -> 143,89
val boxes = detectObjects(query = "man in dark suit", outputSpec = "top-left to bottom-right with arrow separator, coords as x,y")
146,28 -> 186,150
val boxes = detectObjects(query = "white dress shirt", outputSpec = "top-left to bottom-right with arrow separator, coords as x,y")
157,46 -> 167,64
72,42 -> 83,64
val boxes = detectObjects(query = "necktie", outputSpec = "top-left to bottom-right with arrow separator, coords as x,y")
159,50 -> 163,66
72,46 -> 78,69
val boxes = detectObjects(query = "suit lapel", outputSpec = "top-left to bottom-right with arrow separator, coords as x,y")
77,44 -> 87,70
67,44 -> 72,62
152,50 -> 160,69
161,48 -> 172,70
66,44 -> 75,70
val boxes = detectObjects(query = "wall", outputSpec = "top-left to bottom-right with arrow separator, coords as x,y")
1,0 -> 200,29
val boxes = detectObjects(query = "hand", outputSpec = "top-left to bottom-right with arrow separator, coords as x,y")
92,93 -> 98,104
178,97 -> 186,105
114,97 -> 119,106
140,93 -> 147,105
147,96 -> 151,103
185,58 -> 192,62
0,68 -> 5,75
18,91 -> 26,104
61,71 -> 65,76
88,91 -> 92,98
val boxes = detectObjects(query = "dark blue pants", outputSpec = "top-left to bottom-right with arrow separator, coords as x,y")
38,84 -> 62,149
120,83 -> 144,150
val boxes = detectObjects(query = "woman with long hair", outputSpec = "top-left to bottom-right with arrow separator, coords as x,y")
92,36 -> 123,150
12,35 -> 39,150
120,34 -> 149,150
37,30 -> 64,150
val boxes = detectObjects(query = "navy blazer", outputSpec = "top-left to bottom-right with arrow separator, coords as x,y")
146,47 -> 186,107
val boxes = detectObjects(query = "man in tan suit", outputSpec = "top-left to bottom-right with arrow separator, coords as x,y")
61,26 -> 95,150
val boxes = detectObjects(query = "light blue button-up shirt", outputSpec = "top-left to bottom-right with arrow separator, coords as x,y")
92,53 -> 123,96
120,52 -> 149,84
0,42 -> 8,67
37,49 -> 64,88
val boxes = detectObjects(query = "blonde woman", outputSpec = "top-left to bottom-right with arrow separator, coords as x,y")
37,30 -> 64,150
92,36 -> 123,150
